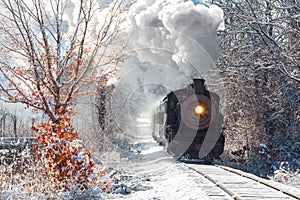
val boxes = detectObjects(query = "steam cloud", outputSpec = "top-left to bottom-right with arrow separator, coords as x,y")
126,0 -> 224,76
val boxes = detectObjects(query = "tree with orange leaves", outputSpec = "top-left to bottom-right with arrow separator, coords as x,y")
0,0 -> 125,191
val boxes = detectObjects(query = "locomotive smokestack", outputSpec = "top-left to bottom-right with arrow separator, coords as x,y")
193,79 -> 205,94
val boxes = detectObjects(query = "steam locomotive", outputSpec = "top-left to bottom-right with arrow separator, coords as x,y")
152,79 -> 224,162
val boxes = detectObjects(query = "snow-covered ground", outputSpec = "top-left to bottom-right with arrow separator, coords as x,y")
102,119 -> 220,199
1,116 -> 300,199
102,122 -> 300,200
102,125 -> 212,200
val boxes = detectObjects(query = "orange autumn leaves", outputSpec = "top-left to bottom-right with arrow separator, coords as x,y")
31,118 -> 96,189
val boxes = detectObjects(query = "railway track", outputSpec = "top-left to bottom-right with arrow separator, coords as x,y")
185,163 -> 300,200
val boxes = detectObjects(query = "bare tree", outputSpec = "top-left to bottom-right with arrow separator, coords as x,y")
0,0 -> 125,125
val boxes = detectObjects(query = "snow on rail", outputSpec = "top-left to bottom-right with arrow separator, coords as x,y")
186,164 -> 300,200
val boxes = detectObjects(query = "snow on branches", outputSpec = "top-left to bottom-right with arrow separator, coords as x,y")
31,118 -> 95,190
0,0 -> 125,123
0,0 -> 125,193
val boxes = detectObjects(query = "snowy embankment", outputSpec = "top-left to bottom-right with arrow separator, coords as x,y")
103,137 -> 211,200
99,122 -> 212,200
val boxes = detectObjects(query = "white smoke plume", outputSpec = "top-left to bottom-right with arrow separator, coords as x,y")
126,0 -> 224,76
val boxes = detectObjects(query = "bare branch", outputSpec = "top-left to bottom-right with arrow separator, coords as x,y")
0,0 -> 125,123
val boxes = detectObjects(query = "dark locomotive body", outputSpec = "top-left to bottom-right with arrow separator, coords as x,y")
152,79 -> 224,162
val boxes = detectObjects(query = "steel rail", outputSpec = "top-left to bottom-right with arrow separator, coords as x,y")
215,164 -> 300,200
185,163 -> 300,200
186,164 -> 242,200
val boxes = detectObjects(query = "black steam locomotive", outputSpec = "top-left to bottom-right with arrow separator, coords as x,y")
152,79 -> 224,162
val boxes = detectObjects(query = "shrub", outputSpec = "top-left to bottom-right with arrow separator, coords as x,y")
31,118 -> 96,190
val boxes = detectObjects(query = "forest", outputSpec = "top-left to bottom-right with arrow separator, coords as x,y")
210,0 -> 299,179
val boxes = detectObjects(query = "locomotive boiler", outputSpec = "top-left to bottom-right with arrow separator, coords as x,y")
152,79 -> 224,162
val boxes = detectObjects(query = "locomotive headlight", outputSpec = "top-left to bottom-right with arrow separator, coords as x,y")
194,105 -> 204,115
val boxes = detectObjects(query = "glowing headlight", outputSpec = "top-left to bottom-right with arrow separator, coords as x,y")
194,105 -> 205,115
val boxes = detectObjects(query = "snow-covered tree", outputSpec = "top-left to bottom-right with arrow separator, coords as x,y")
0,0 -> 125,191
210,0 -> 299,172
